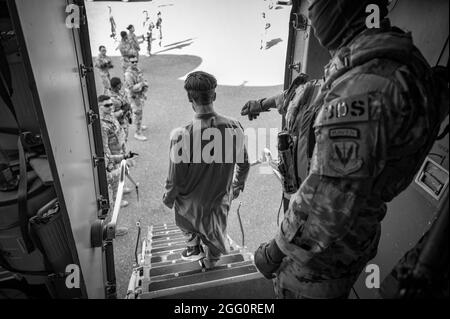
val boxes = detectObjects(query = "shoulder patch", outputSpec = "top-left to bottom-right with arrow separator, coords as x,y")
315,93 -> 369,127
329,141 -> 364,175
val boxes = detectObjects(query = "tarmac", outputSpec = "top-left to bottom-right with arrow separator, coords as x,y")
86,0 -> 291,297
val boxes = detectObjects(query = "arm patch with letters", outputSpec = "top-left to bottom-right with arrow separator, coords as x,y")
315,93 -> 369,126
311,93 -> 380,178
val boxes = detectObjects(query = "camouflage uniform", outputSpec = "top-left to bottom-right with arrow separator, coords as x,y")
117,40 -> 137,75
108,88 -> 131,142
156,16 -> 162,44
124,66 -> 147,135
101,111 -> 126,202
271,22 -> 443,298
128,32 -> 141,59
144,21 -> 155,55
94,53 -> 113,93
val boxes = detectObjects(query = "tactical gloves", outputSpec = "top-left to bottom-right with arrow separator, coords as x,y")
241,99 -> 265,121
254,239 -> 285,279
124,151 -> 139,160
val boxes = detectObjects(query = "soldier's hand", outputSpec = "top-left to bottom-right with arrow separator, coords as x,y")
241,100 -> 263,121
125,151 -> 139,159
232,186 -> 241,200
254,242 -> 282,279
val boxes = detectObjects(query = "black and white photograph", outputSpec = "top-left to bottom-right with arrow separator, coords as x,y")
0,0 -> 448,311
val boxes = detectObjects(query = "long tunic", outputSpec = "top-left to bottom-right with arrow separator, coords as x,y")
163,112 -> 250,253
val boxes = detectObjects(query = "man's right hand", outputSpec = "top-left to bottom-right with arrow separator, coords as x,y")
254,242 -> 281,279
241,100 -> 264,121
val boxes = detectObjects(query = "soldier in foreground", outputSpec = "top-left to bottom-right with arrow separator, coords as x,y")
242,0 -> 446,298
124,55 -> 149,141
94,45 -> 113,94
163,71 -> 250,269
98,95 -> 134,235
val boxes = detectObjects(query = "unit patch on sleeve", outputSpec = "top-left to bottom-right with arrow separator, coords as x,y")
329,141 -> 364,175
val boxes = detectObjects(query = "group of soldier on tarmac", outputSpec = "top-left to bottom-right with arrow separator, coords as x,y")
95,20 -> 158,235
100,0 -> 448,297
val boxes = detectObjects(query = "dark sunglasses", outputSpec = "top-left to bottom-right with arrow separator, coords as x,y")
130,61 -> 138,64
103,103 -> 113,107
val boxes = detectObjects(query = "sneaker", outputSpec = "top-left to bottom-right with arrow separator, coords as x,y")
141,125 -> 148,131
199,258 -> 218,270
181,245 -> 205,261
115,227 -> 128,237
134,133 -> 148,141
123,187 -> 133,195
120,200 -> 129,208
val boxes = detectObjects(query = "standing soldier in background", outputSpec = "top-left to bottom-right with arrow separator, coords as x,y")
108,6 -> 117,40
108,77 -> 132,143
260,12 -> 270,50
156,11 -> 163,47
242,0 -> 446,299
127,24 -> 141,60
124,55 -> 149,141
117,31 -> 137,76
143,12 -> 155,56
94,45 -> 113,94
98,95 -> 133,236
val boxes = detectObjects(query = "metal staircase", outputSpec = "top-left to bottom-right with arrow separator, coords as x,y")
126,223 -> 275,299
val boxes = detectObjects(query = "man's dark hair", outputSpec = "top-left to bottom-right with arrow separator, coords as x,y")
127,24 -> 134,30
184,71 -> 217,105
120,31 -> 127,39
98,95 -> 111,103
110,77 -> 122,89
99,45 -> 106,51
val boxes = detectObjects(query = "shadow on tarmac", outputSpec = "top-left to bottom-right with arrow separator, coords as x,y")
266,38 -> 283,50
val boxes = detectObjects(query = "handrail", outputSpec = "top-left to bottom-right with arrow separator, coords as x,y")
250,148 -> 282,181
105,159 -> 128,240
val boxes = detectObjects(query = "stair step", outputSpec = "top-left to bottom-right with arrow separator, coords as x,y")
150,223 -> 178,230
150,250 -> 184,263
150,253 -> 245,277
150,258 -> 190,268
151,225 -> 179,232
154,275 -> 275,299
151,234 -> 185,245
151,239 -> 186,249
149,246 -> 242,264
150,260 -> 252,283
151,233 -> 184,241
151,242 -> 186,254
152,229 -> 183,237
148,262 -> 257,292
